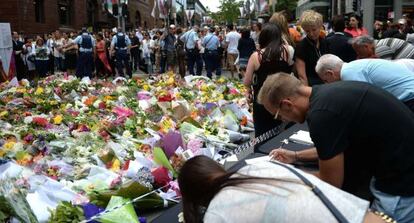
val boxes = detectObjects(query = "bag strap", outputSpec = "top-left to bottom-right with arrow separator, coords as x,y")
270,161 -> 350,223
203,35 -> 214,48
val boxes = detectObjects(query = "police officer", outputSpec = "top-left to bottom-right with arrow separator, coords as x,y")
203,27 -> 221,79
73,28 -> 95,78
180,26 -> 203,76
111,28 -> 132,78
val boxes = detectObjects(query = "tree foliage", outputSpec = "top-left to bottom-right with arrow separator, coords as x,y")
272,0 -> 298,14
209,0 -> 244,24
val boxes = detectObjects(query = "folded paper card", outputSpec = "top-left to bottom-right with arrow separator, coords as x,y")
288,130 -> 314,146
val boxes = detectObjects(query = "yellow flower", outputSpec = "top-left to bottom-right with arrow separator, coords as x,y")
110,159 -> 121,172
104,95 -> 115,102
217,77 -> 226,84
50,100 -> 58,105
167,77 -> 175,86
4,141 -> 16,150
0,110 -> 8,118
35,87 -> 44,95
201,84 -> 209,92
16,88 -> 27,93
16,153 -> 32,166
143,84 -> 150,91
53,115 -> 63,125
36,99 -> 44,104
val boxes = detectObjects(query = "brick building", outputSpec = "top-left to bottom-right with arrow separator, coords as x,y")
0,0 -> 116,35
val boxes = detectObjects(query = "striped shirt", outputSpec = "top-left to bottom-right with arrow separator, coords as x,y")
375,38 -> 414,60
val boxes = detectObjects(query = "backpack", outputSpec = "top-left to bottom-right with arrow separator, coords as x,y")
116,34 -> 127,49
80,34 -> 92,49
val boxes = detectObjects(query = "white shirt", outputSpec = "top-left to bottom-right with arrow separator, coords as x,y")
225,31 -> 241,54
53,38 -> 64,58
204,161 -> 369,223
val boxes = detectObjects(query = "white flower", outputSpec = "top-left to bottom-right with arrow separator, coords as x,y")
118,95 -> 127,103
80,106 -> 89,113
93,100 -> 102,109
122,130 -> 132,138
20,79 -> 30,87
24,116 -> 33,124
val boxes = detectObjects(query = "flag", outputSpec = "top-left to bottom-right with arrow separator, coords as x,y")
185,10 -> 194,21
151,0 -> 157,18
158,0 -> 166,19
259,0 -> 268,13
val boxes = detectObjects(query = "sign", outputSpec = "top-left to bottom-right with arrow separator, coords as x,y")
0,23 -> 13,77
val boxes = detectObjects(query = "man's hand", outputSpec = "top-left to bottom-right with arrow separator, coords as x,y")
269,148 -> 296,164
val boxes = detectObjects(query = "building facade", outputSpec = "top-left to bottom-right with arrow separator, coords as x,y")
0,0 -> 117,35
296,0 -> 330,21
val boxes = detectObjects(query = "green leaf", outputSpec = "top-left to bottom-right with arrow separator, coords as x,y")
153,147 -> 177,177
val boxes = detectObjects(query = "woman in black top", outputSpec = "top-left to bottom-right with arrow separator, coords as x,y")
244,23 -> 293,141
295,10 -> 328,86
237,28 -> 256,78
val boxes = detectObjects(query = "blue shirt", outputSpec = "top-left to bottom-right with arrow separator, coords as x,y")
341,59 -> 414,101
180,30 -> 199,50
202,33 -> 219,50
111,33 -> 131,50
73,33 -> 96,52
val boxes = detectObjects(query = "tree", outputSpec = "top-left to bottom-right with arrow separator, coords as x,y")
212,0 -> 244,24
270,0 -> 298,20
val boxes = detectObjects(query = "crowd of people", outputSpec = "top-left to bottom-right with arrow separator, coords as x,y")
178,10 -> 414,223
6,22 -> 264,82
4,8 -> 414,223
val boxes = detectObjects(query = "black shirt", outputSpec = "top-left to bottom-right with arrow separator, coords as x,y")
307,81 -> 414,196
326,32 -> 357,62
295,37 -> 328,86
130,36 -> 140,54
237,38 -> 256,59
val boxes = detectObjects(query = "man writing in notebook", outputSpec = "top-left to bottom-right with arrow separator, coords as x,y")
258,73 -> 414,223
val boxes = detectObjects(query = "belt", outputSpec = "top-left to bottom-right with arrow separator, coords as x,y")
79,48 -> 93,52
116,47 -> 128,50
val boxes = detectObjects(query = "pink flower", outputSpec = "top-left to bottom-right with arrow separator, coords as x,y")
229,88 -> 239,95
112,106 -> 134,118
137,91 -> 152,100
169,181 -> 181,197
186,138 -> 203,155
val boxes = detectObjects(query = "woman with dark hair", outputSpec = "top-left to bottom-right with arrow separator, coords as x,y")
244,23 -> 294,139
95,33 -> 112,77
237,28 -> 256,78
345,14 -> 368,37
178,156 -> 385,223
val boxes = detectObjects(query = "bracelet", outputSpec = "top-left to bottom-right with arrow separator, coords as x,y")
294,151 -> 298,162
373,211 -> 397,223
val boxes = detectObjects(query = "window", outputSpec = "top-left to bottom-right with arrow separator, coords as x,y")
58,0 -> 72,25
34,0 -> 45,23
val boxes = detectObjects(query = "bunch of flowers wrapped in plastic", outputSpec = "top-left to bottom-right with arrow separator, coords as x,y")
0,73 -> 253,222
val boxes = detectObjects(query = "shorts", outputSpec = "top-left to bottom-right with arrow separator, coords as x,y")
228,53 -> 238,68
239,57 -> 249,70
166,51 -> 177,66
